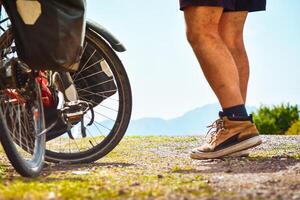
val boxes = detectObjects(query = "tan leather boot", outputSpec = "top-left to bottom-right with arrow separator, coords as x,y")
190,116 -> 262,159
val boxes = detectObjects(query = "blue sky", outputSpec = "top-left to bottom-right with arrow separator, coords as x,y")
87,0 -> 300,120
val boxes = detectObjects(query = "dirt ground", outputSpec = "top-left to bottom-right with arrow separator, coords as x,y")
0,135 -> 300,200
170,135 -> 300,200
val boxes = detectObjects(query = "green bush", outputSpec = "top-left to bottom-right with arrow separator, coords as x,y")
252,104 -> 299,135
286,120 -> 300,135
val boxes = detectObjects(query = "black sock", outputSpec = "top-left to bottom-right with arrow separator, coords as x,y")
222,104 -> 249,119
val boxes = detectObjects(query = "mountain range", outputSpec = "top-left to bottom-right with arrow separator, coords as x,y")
125,103 -> 257,136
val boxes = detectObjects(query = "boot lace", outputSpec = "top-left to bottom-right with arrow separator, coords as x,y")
205,118 -> 225,144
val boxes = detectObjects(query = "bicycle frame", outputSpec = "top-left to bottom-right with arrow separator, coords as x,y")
2,71 -> 54,107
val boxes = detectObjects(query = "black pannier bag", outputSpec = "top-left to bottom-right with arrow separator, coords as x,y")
4,0 -> 86,72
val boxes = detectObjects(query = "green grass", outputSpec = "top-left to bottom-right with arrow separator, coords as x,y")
0,136 -> 212,200
250,143 -> 300,159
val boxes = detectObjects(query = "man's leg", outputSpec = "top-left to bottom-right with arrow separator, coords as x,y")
219,12 -> 249,102
184,6 -> 244,109
183,6 -> 262,159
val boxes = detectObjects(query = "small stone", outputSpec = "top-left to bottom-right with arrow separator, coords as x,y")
157,174 -> 164,179
130,182 -> 140,187
203,180 -> 210,184
118,189 -> 126,195
292,194 -> 300,200
72,170 -> 89,175
47,192 -> 56,200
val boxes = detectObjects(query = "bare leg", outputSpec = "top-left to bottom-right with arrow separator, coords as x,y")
184,6 -> 243,108
219,11 -> 249,102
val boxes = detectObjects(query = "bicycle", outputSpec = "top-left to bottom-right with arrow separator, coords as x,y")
0,3 -> 132,177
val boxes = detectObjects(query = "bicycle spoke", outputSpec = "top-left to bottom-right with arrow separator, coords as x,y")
73,49 -> 97,80
70,137 -> 81,152
76,58 -> 104,75
77,78 -> 114,91
86,116 -> 112,132
97,104 -> 118,113
78,88 -> 119,101
79,94 -> 119,112
74,70 -> 105,82
86,129 -> 99,146
94,110 -> 116,122
69,139 -> 71,153
92,121 -> 106,137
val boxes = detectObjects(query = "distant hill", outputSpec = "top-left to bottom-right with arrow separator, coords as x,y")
125,103 -> 257,136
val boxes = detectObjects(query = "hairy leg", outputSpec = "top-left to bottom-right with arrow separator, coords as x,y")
219,11 -> 249,102
184,6 -> 243,108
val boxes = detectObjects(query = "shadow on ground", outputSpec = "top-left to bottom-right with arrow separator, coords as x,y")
1,162 -> 135,182
173,156 -> 300,174
45,162 -> 135,173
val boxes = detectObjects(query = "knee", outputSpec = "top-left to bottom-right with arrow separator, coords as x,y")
220,31 -> 244,50
186,25 -> 219,47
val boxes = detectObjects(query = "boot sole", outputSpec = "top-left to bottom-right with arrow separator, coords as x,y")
225,149 -> 250,158
190,136 -> 262,160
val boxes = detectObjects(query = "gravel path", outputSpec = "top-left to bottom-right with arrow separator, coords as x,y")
1,135 -> 300,200
160,135 -> 300,200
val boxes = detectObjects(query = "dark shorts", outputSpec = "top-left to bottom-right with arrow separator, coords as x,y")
180,0 -> 266,12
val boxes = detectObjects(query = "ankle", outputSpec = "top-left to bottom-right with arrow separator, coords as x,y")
222,104 -> 249,119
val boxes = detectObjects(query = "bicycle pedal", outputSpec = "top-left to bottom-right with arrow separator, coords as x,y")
66,111 -> 84,124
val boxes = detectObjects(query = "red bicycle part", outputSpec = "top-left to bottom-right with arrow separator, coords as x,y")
36,71 -> 55,108
3,71 -> 55,108
4,89 -> 26,104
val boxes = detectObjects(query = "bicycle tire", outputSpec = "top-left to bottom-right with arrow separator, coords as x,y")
0,79 -> 46,177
